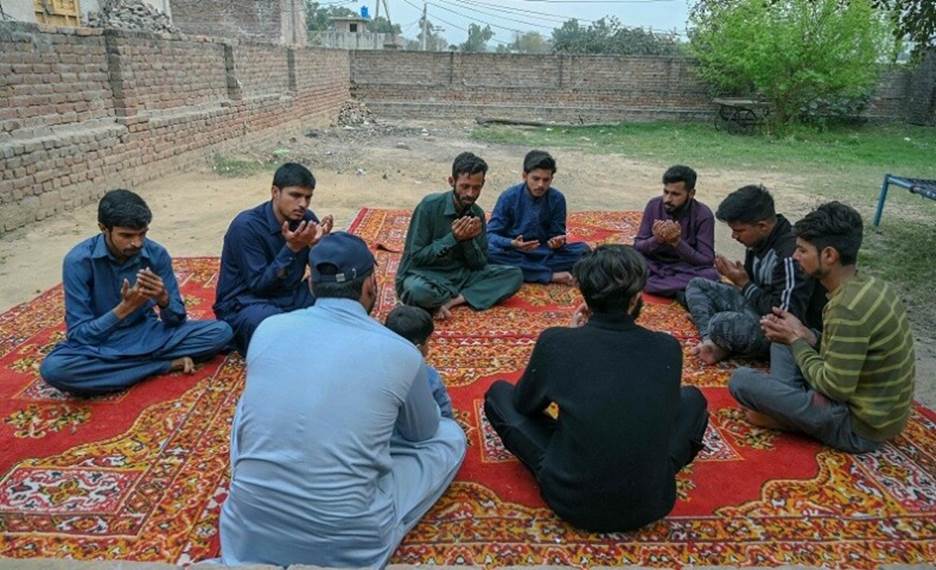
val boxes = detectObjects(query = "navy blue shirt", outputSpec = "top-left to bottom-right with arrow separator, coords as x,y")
487,183 -> 568,250
214,201 -> 318,316
60,234 -> 188,357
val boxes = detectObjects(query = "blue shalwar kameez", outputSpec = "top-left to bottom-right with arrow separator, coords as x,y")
39,235 -> 232,395
486,183 -> 590,283
220,298 -> 466,568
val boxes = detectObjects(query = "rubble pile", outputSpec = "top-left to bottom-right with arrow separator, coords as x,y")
85,0 -> 179,34
336,100 -> 376,127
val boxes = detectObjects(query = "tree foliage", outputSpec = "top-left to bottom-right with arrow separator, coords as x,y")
496,31 -> 551,54
305,1 -> 356,33
460,23 -> 494,53
551,17 -> 682,55
689,0 -> 894,126
873,0 -> 935,60
368,16 -> 402,35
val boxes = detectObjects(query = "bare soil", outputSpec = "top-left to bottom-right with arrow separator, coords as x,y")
1,118 -> 932,407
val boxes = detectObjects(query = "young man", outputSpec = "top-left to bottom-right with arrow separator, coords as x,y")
40,190 -> 232,395
214,162 -> 334,354
633,165 -> 719,297
220,232 -> 466,567
730,202 -> 915,453
396,152 -> 523,319
486,150 -> 590,285
686,185 -> 824,364
484,245 -> 708,532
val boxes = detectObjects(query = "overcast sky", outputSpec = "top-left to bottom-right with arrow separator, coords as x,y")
349,0 -> 692,47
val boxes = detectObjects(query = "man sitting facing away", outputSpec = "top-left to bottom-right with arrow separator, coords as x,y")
730,202 -> 915,453
486,150 -> 590,285
214,162 -> 333,355
484,245 -> 708,532
396,152 -> 523,319
686,185 -> 824,364
220,232 -> 466,568
633,165 -> 719,298
40,190 -> 233,395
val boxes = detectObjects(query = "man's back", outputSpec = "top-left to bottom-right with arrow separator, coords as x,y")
515,314 -> 683,530
221,298 -> 425,565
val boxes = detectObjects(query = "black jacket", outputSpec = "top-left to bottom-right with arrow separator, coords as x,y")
512,312 -> 683,531
741,214 -> 826,329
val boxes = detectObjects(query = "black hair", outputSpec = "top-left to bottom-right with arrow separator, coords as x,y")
311,265 -> 368,299
716,184 -> 776,224
451,152 -> 488,180
98,189 -> 152,230
793,201 -> 863,266
571,244 -> 647,314
523,150 -> 556,174
385,305 -> 434,345
662,165 -> 697,191
273,162 -> 316,190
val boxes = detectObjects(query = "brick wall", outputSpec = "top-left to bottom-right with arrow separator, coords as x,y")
0,22 -> 349,234
907,50 -> 936,126
350,51 -> 912,123
169,0 -> 307,46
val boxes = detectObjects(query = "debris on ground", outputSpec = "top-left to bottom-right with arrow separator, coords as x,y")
85,0 -> 179,33
336,100 -> 377,127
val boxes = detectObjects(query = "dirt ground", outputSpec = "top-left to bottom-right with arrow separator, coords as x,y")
1,118 -> 933,408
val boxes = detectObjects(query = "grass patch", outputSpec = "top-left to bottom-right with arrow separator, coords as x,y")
474,121 -> 936,331
210,154 -> 274,178
472,122 -> 936,175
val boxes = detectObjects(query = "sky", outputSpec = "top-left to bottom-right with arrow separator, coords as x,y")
334,0 -> 692,47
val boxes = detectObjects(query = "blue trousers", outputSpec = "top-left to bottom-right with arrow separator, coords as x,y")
40,320 -> 233,396
487,242 -> 590,283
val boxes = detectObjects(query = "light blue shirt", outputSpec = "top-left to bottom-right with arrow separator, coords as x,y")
220,297 -> 441,566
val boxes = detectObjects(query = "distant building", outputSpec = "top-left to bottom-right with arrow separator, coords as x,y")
316,15 -> 403,50
12,0 -> 307,46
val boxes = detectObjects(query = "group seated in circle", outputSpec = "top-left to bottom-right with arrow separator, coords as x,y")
40,151 -> 916,567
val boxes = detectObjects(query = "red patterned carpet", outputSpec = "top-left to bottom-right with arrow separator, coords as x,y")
0,208 -> 933,567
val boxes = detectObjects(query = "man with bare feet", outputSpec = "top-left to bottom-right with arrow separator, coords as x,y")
214,163 -> 333,354
634,165 -> 719,298
729,202 -> 914,452
396,152 -> 523,319
685,185 -> 824,364
486,150 -> 590,285
40,190 -> 233,395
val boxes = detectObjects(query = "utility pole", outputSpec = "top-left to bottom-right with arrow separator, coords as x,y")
374,0 -> 380,21
420,3 -> 428,51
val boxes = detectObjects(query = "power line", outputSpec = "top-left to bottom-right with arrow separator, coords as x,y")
448,0 -> 594,24
435,0 -> 556,30
428,1 -> 538,34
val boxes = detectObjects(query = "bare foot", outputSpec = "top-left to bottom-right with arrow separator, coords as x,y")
169,356 -> 195,374
550,271 -> 575,286
744,409 -> 786,430
692,340 -> 728,365
434,295 -> 466,321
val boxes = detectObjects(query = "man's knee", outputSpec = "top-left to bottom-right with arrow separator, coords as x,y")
203,320 -> 234,348
436,418 -> 468,460
39,353 -> 77,392
728,367 -> 762,407
681,385 -> 708,415
400,278 -> 446,309
483,380 -> 517,428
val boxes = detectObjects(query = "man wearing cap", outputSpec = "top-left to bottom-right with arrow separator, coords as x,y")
220,232 -> 467,568
214,162 -> 334,355
396,152 -> 523,319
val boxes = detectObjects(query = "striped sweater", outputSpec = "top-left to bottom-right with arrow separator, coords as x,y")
792,274 -> 915,441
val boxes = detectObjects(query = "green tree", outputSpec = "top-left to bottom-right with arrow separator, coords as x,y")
461,23 -> 494,52
551,17 -> 682,55
689,0 -> 894,126
512,31 -> 551,54
368,15 -> 401,35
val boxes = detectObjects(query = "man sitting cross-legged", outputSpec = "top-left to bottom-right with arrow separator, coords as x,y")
686,184 -> 825,364
214,162 -> 333,355
486,150 -> 590,286
484,245 -> 708,532
40,190 -> 233,395
730,202 -> 915,453
633,165 -> 719,298
220,232 -> 466,567
396,152 -> 523,319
